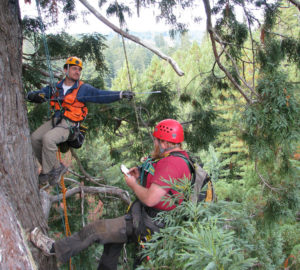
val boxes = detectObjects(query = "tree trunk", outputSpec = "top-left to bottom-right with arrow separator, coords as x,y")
0,0 -> 57,268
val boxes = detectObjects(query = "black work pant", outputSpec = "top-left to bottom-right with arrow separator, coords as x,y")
97,243 -> 124,270
54,216 -> 132,269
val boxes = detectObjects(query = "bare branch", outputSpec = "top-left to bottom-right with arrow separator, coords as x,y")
70,148 -> 105,186
23,63 -> 63,80
183,70 -> 212,91
288,0 -> 300,11
202,0 -> 256,103
78,0 -> 184,76
40,185 -> 131,220
255,161 -> 284,192
50,186 -> 131,205
213,30 -> 259,98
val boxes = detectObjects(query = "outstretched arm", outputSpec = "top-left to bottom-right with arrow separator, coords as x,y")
76,84 -> 134,103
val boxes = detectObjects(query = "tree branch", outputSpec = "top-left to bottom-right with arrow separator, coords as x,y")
78,0 -> 184,76
51,186 -> 131,204
202,0 -> 256,104
40,185 -> 131,220
23,63 -> 63,80
288,0 -> 300,11
70,148 -> 105,186
254,161 -> 283,193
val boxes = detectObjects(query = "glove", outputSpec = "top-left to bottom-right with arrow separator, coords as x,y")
120,91 -> 135,101
26,92 -> 46,103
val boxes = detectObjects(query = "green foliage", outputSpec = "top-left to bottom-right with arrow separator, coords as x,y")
27,102 -> 50,131
184,103 -> 218,151
22,29 -> 107,93
105,2 -> 132,26
214,3 -> 248,59
200,145 -> 223,183
242,71 -> 299,162
104,36 -> 153,87
138,201 -> 257,270
281,37 -> 300,68
280,223 -> 300,255
141,81 -> 178,126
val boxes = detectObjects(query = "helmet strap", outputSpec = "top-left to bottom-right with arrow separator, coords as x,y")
65,64 -> 70,78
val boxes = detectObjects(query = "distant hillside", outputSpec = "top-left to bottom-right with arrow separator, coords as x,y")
105,30 -> 205,44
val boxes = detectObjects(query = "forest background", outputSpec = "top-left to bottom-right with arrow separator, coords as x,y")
1,0 -> 299,269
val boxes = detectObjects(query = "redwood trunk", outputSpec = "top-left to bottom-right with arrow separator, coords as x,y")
0,0 -> 57,268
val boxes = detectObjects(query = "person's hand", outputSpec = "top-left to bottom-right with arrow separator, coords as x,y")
120,91 -> 135,101
128,167 -> 140,179
124,174 -> 137,189
26,92 -> 46,103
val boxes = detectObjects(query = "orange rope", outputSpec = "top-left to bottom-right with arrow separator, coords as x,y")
57,149 -> 72,269
284,254 -> 295,269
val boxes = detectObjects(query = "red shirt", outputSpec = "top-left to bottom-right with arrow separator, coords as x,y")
145,151 -> 191,211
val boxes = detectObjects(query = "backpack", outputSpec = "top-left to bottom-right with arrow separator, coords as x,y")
169,152 -> 217,203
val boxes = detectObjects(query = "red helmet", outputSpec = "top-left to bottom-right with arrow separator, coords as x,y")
153,119 -> 184,143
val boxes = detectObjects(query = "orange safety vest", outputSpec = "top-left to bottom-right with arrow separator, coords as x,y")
50,81 -> 88,122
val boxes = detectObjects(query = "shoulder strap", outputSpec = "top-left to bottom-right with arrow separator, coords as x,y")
169,152 -> 216,203
140,157 -> 160,186
168,152 -> 196,185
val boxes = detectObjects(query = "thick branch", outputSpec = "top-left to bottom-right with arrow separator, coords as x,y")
50,186 -> 131,204
40,185 -> 131,219
78,0 -> 184,76
202,0 -> 253,104
288,0 -> 300,11
23,63 -> 62,80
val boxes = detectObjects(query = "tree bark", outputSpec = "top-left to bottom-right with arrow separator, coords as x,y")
0,0 -> 57,268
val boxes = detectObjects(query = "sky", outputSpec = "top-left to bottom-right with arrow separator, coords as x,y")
20,0 -> 206,35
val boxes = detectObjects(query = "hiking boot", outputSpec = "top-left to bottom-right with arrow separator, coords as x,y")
30,227 -> 55,256
48,163 -> 68,186
38,173 -> 50,185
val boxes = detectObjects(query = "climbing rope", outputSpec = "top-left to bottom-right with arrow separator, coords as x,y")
35,0 -> 58,118
57,149 -> 72,269
57,150 -> 71,237
115,0 -> 146,156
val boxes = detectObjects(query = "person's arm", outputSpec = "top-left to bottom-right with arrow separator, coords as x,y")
26,85 -> 53,103
124,174 -> 167,207
77,84 -> 134,103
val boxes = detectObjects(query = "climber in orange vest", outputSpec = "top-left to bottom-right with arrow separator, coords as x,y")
26,56 -> 134,186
